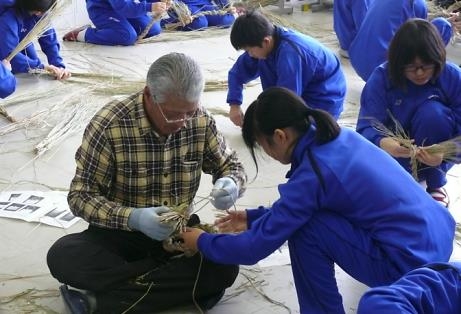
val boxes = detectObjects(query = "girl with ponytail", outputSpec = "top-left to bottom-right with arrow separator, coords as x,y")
180,87 -> 455,314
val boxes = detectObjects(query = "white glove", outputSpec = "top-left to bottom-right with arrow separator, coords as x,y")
210,177 -> 238,210
128,206 -> 174,241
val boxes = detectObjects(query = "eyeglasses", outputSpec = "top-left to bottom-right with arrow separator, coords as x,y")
156,101 -> 200,124
403,63 -> 435,73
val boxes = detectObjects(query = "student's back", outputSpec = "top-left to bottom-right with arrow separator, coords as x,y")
349,0 -> 427,81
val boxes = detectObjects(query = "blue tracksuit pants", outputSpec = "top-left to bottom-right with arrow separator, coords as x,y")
358,263 -> 461,314
85,5 -> 161,45
290,211 -> 404,313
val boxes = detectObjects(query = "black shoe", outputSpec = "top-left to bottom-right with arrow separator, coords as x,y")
197,289 -> 225,310
60,285 -> 90,314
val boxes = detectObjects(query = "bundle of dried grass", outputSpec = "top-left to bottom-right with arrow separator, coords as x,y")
34,101 -> 98,157
426,0 -> 461,42
427,0 -> 461,18
169,0 -> 193,27
371,112 -> 461,180
232,0 -> 279,11
29,68 -> 123,80
421,135 -> 461,164
6,0 -> 70,62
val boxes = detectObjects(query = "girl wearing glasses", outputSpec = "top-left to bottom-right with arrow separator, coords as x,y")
356,18 -> 461,207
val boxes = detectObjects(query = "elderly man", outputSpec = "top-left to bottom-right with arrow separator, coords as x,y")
47,52 -> 247,313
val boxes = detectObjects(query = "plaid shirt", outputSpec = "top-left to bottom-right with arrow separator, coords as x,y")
68,91 -> 247,230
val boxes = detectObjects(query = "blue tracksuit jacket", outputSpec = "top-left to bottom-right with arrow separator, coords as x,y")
358,262 -> 461,313
357,62 -> 461,187
0,1 -> 65,73
197,127 -> 455,313
227,26 -> 346,119
333,0 -> 374,51
0,62 -> 15,98
349,0 -> 427,81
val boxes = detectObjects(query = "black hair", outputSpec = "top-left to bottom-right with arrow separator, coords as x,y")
15,0 -> 55,13
242,87 -> 340,174
388,18 -> 445,89
230,10 -> 275,50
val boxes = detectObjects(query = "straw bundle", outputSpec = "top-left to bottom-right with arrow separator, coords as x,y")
6,0 -> 70,62
232,0 -> 279,11
169,0 -> 193,27
421,135 -> 461,164
371,112 -> 461,180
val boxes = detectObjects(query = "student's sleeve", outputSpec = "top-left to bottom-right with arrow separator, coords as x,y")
226,52 -> 260,105
0,63 -> 16,98
276,45 -> 313,97
0,12 -> 42,73
356,68 -> 389,146
196,161 -> 323,265
109,0 -> 153,17
38,27 -> 65,68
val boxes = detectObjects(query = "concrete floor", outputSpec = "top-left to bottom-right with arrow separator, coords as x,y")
0,1 -> 460,313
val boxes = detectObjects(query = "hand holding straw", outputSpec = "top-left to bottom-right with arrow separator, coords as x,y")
135,0 -> 171,43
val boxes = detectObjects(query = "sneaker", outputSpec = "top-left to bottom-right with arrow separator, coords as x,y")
62,25 -> 90,42
427,187 -> 450,208
59,285 -> 90,314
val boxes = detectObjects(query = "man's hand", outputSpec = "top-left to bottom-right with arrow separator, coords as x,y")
151,2 -> 168,15
229,104 -> 244,127
379,137 -> 413,158
210,177 -> 238,210
214,210 -> 247,233
128,206 -> 174,241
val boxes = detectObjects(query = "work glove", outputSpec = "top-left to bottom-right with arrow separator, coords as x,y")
128,206 -> 174,241
210,177 -> 238,210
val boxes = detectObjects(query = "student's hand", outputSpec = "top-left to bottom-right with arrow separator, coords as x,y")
179,227 -> 205,252
2,59 -> 12,71
214,210 -> 247,233
416,146 -> 444,167
162,0 -> 172,9
44,65 -> 71,80
229,104 -> 244,127
379,137 -> 412,158
151,2 -> 167,15
210,177 -> 238,210
128,206 -> 175,241
448,13 -> 461,32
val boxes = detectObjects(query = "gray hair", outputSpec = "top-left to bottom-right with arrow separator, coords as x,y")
146,53 -> 204,104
